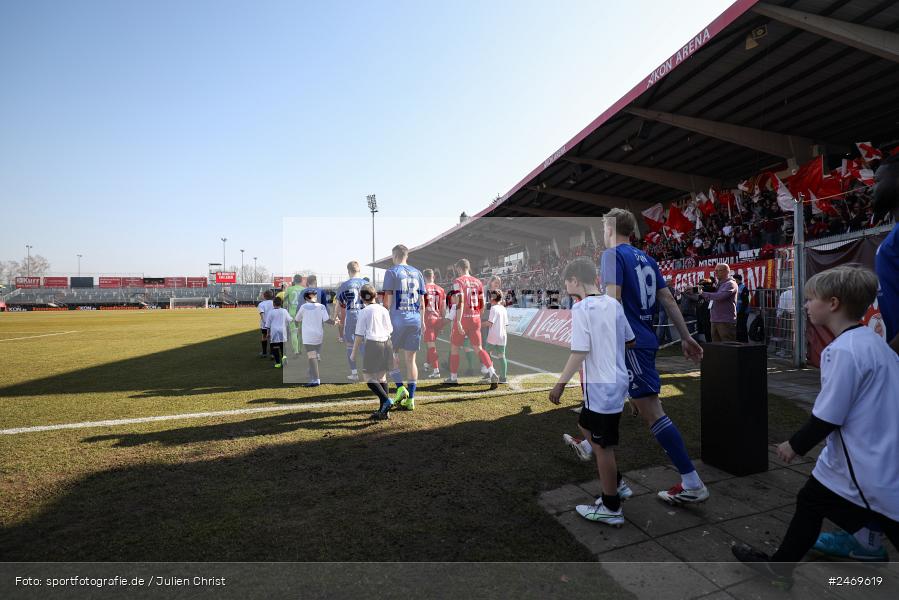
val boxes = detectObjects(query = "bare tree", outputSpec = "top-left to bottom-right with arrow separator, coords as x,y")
17,254 -> 50,278
232,264 -> 270,284
0,260 -> 21,287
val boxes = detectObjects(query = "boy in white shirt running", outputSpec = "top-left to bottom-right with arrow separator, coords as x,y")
732,265 -> 899,588
295,289 -> 336,387
549,258 -> 635,527
264,296 -> 292,368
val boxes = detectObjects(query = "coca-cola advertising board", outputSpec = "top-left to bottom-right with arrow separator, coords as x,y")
522,309 -> 573,348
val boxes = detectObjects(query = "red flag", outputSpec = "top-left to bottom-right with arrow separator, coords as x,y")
787,156 -> 824,200
641,203 -> 665,232
696,192 -> 715,216
856,142 -> 883,163
666,204 -> 694,234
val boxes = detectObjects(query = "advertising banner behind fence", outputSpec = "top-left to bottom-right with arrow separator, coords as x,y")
42,277 -> 68,288
99,277 -> 123,288
805,233 -> 887,367
15,277 -> 41,289
522,309 -> 573,348
186,277 -> 207,288
662,259 -> 776,294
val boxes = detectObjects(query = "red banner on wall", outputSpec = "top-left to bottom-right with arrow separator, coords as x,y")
273,277 -> 289,288
186,277 -> 207,288
43,277 -> 68,288
215,272 -> 237,284
99,277 -> 123,288
522,308 -> 573,348
662,259 -> 776,294
164,277 -> 187,288
15,277 -> 41,289
121,277 -> 143,287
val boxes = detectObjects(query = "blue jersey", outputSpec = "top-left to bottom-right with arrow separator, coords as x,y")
336,277 -> 366,313
600,244 -> 667,350
876,224 -> 899,341
382,264 -> 425,326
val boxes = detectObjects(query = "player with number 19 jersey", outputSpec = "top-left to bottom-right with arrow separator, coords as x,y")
382,264 -> 426,351
600,244 -> 666,398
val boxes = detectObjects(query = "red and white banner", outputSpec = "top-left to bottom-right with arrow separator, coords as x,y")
215,271 -> 237,284
164,277 -> 187,288
663,259 -> 776,294
15,277 -> 41,289
273,277 -> 290,288
186,277 -> 207,288
99,277 -> 123,288
121,277 -> 143,287
522,308 -> 573,348
43,277 -> 68,288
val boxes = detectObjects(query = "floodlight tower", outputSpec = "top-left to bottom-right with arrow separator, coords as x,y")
367,194 -> 377,283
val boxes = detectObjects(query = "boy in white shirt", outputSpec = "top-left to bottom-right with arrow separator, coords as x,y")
483,290 -> 509,384
351,284 -> 395,420
733,265 -> 899,588
264,296 -> 292,368
295,289 -> 336,387
257,290 -> 274,358
549,258 -> 635,527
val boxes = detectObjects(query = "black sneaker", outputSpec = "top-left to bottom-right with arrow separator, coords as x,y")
369,411 -> 389,421
489,374 -> 499,390
731,544 -> 793,590
443,377 -> 460,385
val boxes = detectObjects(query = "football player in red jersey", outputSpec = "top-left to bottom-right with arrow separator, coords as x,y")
421,268 -> 446,379
446,258 -> 498,388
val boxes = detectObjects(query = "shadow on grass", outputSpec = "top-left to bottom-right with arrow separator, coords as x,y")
3,405 -> 609,562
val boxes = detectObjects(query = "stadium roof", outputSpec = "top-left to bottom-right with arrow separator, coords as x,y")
373,0 -> 899,269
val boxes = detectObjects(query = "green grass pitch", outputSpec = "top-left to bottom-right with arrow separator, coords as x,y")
0,309 -> 808,563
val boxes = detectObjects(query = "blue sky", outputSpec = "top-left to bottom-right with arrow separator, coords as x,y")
1,0 -> 735,280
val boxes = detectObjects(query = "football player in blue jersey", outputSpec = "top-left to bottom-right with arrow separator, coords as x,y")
564,208 -> 708,506
381,244 -> 426,410
335,261 -> 367,382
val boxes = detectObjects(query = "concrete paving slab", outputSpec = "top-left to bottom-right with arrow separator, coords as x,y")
554,509 -> 650,555
710,477 -> 795,512
726,574 -> 842,600
596,540 -> 680,562
601,561 -> 719,600
691,459 -> 738,484
686,491 -> 760,525
786,462 -> 815,476
578,477 -> 652,499
695,591 -> 737,600
656,526 -> 758,588
538,483 -> 594,515
717,513 -> 789,556
623,493 -> 707,537
623,465 -> 680,494
748,468 -> 808,495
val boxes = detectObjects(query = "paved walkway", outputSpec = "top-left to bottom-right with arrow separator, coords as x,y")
540,356 -> 899,598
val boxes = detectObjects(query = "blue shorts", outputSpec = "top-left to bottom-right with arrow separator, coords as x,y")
625,348 -> 661,399
391,323 -> 422,352
342,313 -> 359,345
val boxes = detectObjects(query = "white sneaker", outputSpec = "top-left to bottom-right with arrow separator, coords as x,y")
576,499 -> 624,527
562,433 -> 593,462
347,373 -> 359,381
657,482 -> 710,505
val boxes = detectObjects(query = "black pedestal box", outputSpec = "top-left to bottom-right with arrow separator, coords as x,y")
700,342 -> 768,476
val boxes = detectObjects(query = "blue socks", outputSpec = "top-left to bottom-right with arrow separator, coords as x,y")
651,416 -> 697,477
407,381 -> 416,398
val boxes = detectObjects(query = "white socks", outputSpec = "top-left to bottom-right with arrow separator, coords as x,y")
681,470 -> 703,490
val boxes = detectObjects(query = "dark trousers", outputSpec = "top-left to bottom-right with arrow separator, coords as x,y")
736,312 -> 748,342
772,476 -> 899,564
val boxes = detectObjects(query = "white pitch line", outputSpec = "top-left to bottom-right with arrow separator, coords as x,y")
0,383 -> 571,436
0,331 -> 78,342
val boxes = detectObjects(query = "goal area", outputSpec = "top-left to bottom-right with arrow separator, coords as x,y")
169,297 -> 209,309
